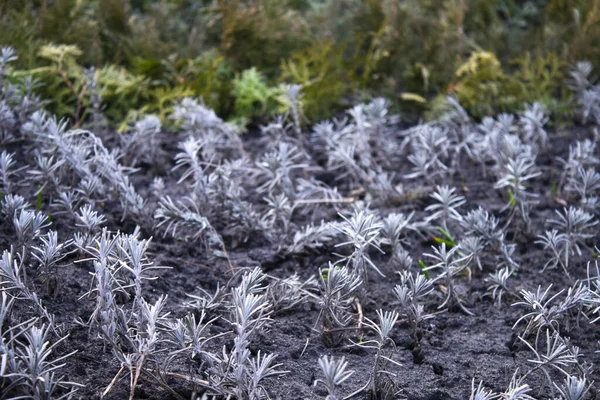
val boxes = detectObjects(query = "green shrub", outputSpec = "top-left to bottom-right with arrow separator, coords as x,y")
280,41 -> 353,121
1,0 -> 598,128
428,50 -> 573,121
232,68 -> 282,122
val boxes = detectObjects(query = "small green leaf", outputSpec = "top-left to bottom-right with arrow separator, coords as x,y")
508,190 -> 516,207
400,92 -> 427,103
36,186 -> 43,211
418,260 -> 430,280
434,237 -> 454,247
437,227 -> 456,247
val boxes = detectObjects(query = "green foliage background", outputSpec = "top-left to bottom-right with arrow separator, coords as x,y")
1,0 -> 599,127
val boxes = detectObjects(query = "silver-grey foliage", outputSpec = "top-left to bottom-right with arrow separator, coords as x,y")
394,270 -> 433,345
333,208 -> 384,282
425,185 -> 465,230
315,355 -> 354,400
424,243 -> 473,315
317,264 -> 362,347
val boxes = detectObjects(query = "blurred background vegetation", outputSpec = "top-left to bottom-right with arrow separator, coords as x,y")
1,0 -> 599,128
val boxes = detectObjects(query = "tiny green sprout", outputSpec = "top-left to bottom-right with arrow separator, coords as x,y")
36,186 -> 43,211
434,227 -> 456,248
508,190 -> 516,207
321,266 -> 342,280
418,260 -> 430,280
551,181 -> 558,199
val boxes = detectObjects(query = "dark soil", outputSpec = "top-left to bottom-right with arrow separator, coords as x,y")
3,123 -> 600,400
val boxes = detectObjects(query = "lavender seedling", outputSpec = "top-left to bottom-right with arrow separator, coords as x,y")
459,236 -> 485,271
0,151 -> 19,195
370,171 -> 405,202
73,204 -> 106,248
380,212 -> 414,262
209,268 -> 286,399
327,143 -> 372,185
166,311 -> 218,362
171,97 -> 227,133
173,136 -> 208,195
566,61 -> 594,95
285,221 -> 340,255
413,126 -> 450,168
461,207 -> 518,270
154,195 -> 232,270
566,167 -> 600,209
49,191 -> 79,223
485,267 -> 513,307
13,210 -> 51,250
554,375 -> 590,400
121,295 -> 169,400
0,101 -> 16,144
584,259 -> 600,323
519,102 -> 549,150
28,154 -> 65,196
394,271 -> 433,357
0,47 -> 18,88
347,104 -> 373,169
496,113 -> 516,135
536,229 -> 571,279
469,379 -> 498,400
425,185 -> 465,231
264,193 -> 295,235
77,176 -> 105,205
501,371 -> 535,400
317,264 -> 362,347
424,243 -> 473,315
154,195 -> 210,241
120,115 -> 162,168
519,330 -> 584,396
547,207 -> 597,268
315,355 -> 354,400
461,207 -> 502,243
393,247 -> 414,270
446,123 -> 479,170
0,249 -> 56,327
118,235 -> 168,308
282,84 -> 303,137
84,66 -> 106,132
295,176 -> 343,206
512,283 -> 590,339
83,230 -> 126,340
494,156 -> 541,228
566,62 -> 600,124
150,177 -> 165,199
333,208 -> 384,282
3,323 -> 81,399
185,284 -> 225,316
171,98 -> 245,158
256,141 -> 307,198
267,273 -> 317,313
406,147 -> 448,183
92,147 -> 149,225
1,194 -> 30,219
31,231 -> 72,295
349,310 -> 402,400
557,139 -> 599,193
36,117 -> 97,188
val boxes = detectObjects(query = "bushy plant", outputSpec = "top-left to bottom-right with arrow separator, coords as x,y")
2,0 -> 597,128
